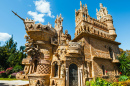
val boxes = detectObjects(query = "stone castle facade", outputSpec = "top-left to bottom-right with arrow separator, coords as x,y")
14,1 -> 121,86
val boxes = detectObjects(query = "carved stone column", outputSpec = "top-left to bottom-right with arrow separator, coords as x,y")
50,64 -> 53,78
29,65 -> 32,74
80,69 -> 83,86
78,68 -> 81,86
58,65 -> 61,78
66,68 -> 69,86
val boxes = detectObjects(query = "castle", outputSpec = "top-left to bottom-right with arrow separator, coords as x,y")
14,1 -> 121,86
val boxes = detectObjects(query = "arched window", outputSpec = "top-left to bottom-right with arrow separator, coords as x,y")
54,63 -> 58,77
102,65 -> 105,75
77,30 -> 78,35
98,31 -> 99,35
94,30 -> 96,34
34,60 -> 38,72
88,27 -> 90,32
84,27 -> 86,31
81,27 -> 83,31
36,80 -> 40,86
109,47 -> 113,59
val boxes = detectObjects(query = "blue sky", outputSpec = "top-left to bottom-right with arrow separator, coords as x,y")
0,0 -> 130,50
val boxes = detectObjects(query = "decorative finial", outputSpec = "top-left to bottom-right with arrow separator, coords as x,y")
85,4 -> 87,9
80,1 -> 82,9
60,13 -> 62,17
56,15 -> 58,18
100,3 -> 103,8
96,8 -> 98,12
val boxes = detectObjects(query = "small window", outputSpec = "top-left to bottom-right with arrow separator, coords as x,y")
94,30 -> 96,33
54,63 -> 58,77
36,80 -> 40,86
88,27 -> 90,32
102,65 -> 105,75
84,27 -> 86,31
109,47 -> 113,59
34,60 -> 38,72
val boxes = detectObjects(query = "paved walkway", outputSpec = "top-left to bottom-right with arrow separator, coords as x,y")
0,80 -> 29,86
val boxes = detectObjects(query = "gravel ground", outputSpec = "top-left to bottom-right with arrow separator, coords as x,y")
0,80 -> 29,86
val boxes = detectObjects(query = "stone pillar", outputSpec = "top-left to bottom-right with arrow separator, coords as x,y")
66,68 -> 69,86
85,14 -> 86,21
50,64 -> 53,78
78,68 -> 81,86
29,65 -> 32,74
80,69 -> 83,86
58,65 -> 61,78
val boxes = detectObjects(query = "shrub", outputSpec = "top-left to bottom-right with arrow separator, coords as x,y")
12,65 -> 23,72
118,75 -> 128,81
85,77 -> 112,86
0,71 -> 6,78
6,67 -> 13,75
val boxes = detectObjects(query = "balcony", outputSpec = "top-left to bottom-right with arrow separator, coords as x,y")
67,42 -> 82,54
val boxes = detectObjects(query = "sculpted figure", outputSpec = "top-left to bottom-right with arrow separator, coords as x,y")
60,64 -> 65,78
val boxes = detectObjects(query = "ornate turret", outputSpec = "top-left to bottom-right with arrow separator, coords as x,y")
96,3 -> 117,40
55,14 -> 64,44
75,1 -> 89,27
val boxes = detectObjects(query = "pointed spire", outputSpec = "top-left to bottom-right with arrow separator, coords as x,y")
60,13 -> 62,17
56,15 -> 58,18
96,8 -> 98,12
85,4 -> 87,9
80,1 -> 82,9
100,3 -> 103,8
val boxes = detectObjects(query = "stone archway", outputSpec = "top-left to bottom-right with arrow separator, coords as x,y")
69,64 -> 78,86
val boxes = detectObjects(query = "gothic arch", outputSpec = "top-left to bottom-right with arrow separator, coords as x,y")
51,61 -> 59,77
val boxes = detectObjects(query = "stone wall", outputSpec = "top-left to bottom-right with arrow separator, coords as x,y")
90,37 -> 120,59
93,58 -> 119,80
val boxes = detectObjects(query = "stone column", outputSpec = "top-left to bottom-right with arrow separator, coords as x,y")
50,64 -> 53,78
58,65 -> 61,78
66,68 -> 69,86
29,65 -> 32,74
78,68 -> 81,86
80,69 -> 83,86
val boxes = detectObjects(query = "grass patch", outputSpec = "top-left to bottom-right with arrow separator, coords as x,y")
0,78 -> 17,80
0,78 -> 28,81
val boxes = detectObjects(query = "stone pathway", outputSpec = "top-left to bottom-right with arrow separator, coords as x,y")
0,80 -> 29,86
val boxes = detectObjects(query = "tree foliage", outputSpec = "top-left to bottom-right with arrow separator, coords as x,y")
118,49 -> 130,76
0,36 -> 26,71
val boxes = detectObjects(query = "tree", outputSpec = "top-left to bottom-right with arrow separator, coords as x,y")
118,49 -> 130,76
0,36 -> 26,72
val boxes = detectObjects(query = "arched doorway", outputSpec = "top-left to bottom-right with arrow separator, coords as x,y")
69,64 -> 78,86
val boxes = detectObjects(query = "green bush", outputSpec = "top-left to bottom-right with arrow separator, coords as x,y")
12,65 -> 23,72
118,75 -> 128,81
85,77 -> 112,86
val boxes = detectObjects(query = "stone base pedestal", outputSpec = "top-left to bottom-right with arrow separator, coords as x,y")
28,74 -> 50,86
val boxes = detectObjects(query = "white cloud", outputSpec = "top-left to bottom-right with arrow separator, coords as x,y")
27,0 -> 55,23
0,32 -> 11,42
28,11 -> 45,22
34,0 -> 55,18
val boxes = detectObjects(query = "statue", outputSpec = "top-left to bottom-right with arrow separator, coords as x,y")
60,64 -> 65,78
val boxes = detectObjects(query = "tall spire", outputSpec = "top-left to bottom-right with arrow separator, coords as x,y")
80,1 -> 82,9
12,11 -> 25,21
